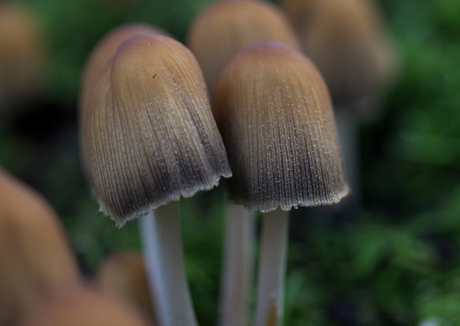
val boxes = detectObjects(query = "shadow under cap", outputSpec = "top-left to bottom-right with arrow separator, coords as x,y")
85,34 -> 232,227
216,42 -> 349,213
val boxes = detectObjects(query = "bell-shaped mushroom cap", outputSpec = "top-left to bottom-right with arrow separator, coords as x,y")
187,0 -> 300,105
95,252 -> 154,322
79,24 -> 169,189
0,169 -> 81,326
216,42 -> 349,213
287,0 -> 398,105
85,34 -> 232,227
17,286 -> 152,326
80,24 -> 169,114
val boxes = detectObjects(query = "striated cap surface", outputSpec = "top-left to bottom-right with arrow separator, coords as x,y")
216,42 -> 349,212
79,24 -> 168,189
187,0 -> 300,106
85,34 -> 231,227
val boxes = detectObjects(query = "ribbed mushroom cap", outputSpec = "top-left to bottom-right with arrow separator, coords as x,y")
286,0 -> 397,105
79,24 -> 169,189
216,42 -> 349,212
85,34 -> 232,227
96,252 -> 154,322
17,286 -> 151,326
0,169 -> 80,326
187,0 -> 300,106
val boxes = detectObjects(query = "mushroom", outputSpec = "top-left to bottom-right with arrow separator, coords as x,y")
215,42 -> 349,326
80,23 -> 169,113
96,251 -> 154,323
84,34 -> 231,326
187,0 -> 301,107
0,168 -> 81,326
282,0 -> 399,208
187,3 -> 301,324
0,3 -> 46,117
284,0 -> 398,107
79,24 -> 169,189
17,286 -> 152,326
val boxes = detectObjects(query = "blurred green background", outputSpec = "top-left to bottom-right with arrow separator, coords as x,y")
1,0 -> 460,325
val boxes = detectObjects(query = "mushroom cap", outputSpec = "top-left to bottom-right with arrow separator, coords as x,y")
79,24 -> 169,189
0,4 -> 46,106
0,169 -> 80,326
96,252 -> 154,322
286,0 -> 398,105
80,24 -> 169,114
85,34 -> 232,226
17,286 -> 151,326
281,0 -> 317,28
216,42 -> 349,212
187,0 -> 300,106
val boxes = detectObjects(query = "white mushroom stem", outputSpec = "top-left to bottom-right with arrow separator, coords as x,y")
220,203 -> 255,326
139,202 -> 198,326
253,209 -> 289,326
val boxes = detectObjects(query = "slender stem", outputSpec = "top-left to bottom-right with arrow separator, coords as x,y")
219,203 -> 255,326
139,202 -> 198,326
253,209 -> 289,326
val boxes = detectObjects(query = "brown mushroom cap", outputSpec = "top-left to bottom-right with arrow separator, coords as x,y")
216,42 -> 349,212
0,169 -> 80,326
85,34 -> 231,226
79,24 -> 169,189
96,252 -> 154,322
281,0 -> 317,28
17,286 -> 152,326
80,24 -> 169,115
0,4 -> 46,107
187,0 -> 300,106
285,0 -> 397,105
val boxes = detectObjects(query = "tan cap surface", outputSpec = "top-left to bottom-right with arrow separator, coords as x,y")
216,42 -> 349,212
85,34 -> 231,226
287,0 -> 398,105
187,0 -> 300,106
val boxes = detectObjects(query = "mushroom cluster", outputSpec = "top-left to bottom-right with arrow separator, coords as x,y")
0,0 -> 402,324
78,2 -> 349,326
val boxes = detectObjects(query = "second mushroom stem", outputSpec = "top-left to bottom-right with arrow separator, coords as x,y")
253,209 -> 289,326
139,202 -> 198,326
220,203 -> 255,326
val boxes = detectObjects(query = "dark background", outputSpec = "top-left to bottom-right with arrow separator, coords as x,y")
1,0 -> 459,325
